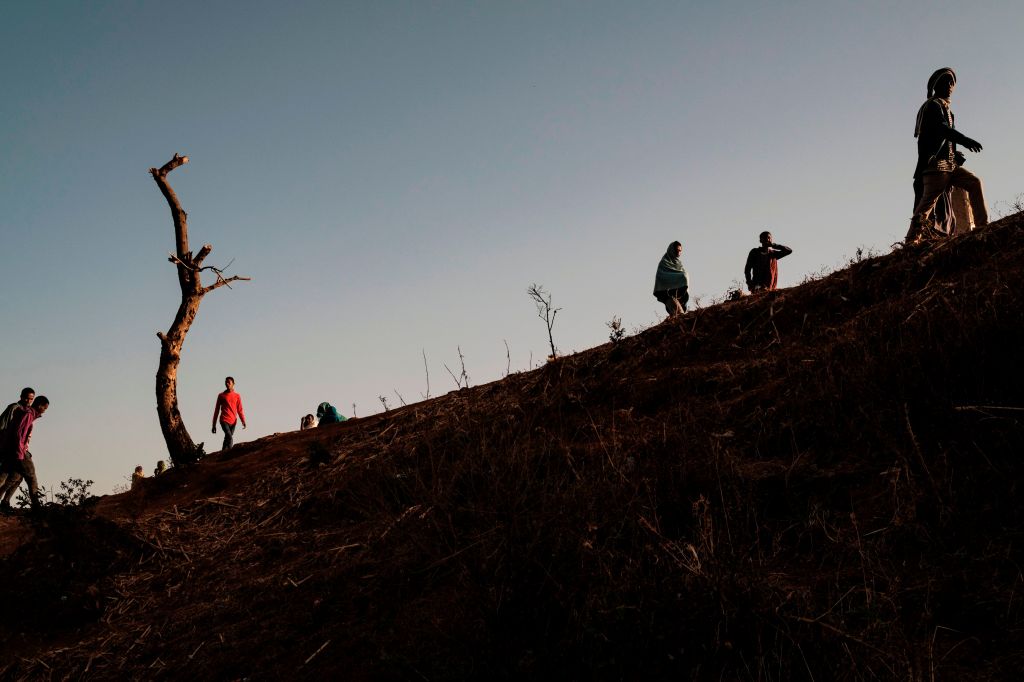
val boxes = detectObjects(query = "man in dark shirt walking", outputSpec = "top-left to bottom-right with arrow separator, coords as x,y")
0,388 -> 35,512
0,396 -> 49,512
905,68 -> 988,244
745,231 -> 793,293
212,376 -> 246,451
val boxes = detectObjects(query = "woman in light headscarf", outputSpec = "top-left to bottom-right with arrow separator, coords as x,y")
652,241 -> 689,315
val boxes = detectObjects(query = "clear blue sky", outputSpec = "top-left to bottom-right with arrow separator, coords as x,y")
2,1 -> 1022,495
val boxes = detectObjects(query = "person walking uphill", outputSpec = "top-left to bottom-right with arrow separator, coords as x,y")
653,241 -> 689,315
212,377 -> 246,451
0,396 -> 49,512
745,231 -> 793,293
906,67 -> 988,244
0,388 -> 35,512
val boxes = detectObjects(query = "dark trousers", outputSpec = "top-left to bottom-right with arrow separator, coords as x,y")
0,453 -> 39,509
654,288 -> 688,315
220,421 -> 236,450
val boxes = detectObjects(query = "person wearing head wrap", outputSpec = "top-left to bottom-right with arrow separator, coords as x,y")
905,67 -> 988,244
652,241 -> 689,315
316,402 -> 348,425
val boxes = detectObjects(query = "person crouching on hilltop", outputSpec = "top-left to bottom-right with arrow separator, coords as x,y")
131,466 -> 145,490
316,403 -> 348,425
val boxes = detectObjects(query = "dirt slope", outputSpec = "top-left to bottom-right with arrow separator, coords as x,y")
2,213 -> 1023,681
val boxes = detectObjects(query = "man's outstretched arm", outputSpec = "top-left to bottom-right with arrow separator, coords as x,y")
924,100 -> 983,152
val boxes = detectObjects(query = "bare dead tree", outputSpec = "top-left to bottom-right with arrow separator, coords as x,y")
150,154 -> 251,466
378,395 -> 391,412
527,283 -> 561,360
503,339 -> 511,376
393,389 -> 407,406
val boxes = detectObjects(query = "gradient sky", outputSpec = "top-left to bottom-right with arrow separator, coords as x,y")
2,1 -> 1022,495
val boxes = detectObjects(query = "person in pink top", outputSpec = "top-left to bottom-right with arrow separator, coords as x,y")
212,376 -> 246,451
0,396 -> 49,512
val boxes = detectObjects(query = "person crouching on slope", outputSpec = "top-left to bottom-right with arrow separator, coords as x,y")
316,403 -> 347,425
212,376 -> 246,451
653,241 -> 689,316
131,466 -> 146,490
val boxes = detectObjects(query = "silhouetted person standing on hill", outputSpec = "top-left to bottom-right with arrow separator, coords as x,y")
212,376 -> 246,451
745,231 -> 793,292
653,241 -> 689,315
906,68 -> 988,245
0,388 -> 34,512
0,396 -> 49,512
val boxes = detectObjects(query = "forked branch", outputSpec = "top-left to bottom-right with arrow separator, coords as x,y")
150,152 -> 252,466
527,283 -> 561,360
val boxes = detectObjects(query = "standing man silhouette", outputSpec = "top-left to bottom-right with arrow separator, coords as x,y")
212,376 -> 246,451
906,68 -> 988,244
745,231 -> 793,293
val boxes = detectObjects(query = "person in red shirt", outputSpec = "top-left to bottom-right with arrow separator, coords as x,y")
744,231 -> 793,293
212,377 -> 246,451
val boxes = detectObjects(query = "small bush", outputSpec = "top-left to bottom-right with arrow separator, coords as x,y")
606,316 -> 625,344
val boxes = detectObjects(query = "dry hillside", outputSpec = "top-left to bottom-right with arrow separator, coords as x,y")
2,211 -> 1023,681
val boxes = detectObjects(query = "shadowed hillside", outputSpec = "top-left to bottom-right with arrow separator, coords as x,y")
2,211 -> 1024,680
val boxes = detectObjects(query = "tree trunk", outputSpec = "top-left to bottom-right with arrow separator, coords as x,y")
150,154 -> 250,466
155,296 -> 203,466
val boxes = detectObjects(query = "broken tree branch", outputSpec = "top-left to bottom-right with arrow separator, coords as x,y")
202,274 -> 252,295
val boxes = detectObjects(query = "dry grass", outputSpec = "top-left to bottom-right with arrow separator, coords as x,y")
2,213 -> 1024,680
